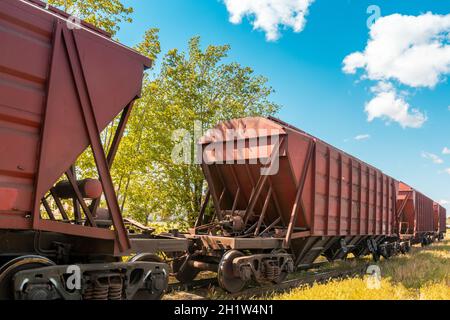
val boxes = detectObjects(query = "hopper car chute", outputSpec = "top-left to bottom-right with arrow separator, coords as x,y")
0,0 -> 186,300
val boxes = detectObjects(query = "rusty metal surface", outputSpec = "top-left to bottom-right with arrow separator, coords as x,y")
433,202 -> 447,233
130,238 -> 189,254
197,235 -> 284,250
199,117 -> 399,246
0,230 -> 115,257
0,0 -> 151,253
12,260 -> 168,300
440,206 -> 447,233
397,182 -> 435,236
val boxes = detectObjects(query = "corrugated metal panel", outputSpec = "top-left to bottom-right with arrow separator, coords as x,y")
0,0 -> 52,217
441,206 -> 447,233
312,140 -> 397,236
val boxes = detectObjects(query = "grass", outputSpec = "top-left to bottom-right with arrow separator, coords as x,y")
271,233 -> 450,300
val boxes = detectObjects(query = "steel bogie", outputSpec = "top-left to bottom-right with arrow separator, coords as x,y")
7,260 -> 168,300
0,255 -> 55,300
232,252 -> 294,285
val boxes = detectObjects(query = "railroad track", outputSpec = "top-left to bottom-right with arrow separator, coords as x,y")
165,261 -> 368,300
168,277 -> 218,293
166,261 -> 330,293
227,263 -> 368,299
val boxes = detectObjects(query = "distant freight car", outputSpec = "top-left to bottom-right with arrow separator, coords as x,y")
433,203 -> 447,241
396,183 -> 436,245
177,117 -> 408,293
0,0 -> 186,300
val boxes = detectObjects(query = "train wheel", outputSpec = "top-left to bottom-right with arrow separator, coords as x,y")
0,256 -> 55,300
128,254 -> 166,300
218,250 -> 246,294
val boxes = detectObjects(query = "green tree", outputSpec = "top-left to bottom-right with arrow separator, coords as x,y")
51,0 -> 281,227
76,29 -> 162,223
115,35 -> 280,226
47,0 -> 133,36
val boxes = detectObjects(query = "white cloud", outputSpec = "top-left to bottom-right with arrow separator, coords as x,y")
223,0 -> 315,41
343,13 -> 450,128
354,134 -> 370,141
365,82 -> 427,128
439,200 -> 450,205
422,152 -> 444,164
343,13 -> 450,88
445,168 -> 450,175
443,147 -> 450,155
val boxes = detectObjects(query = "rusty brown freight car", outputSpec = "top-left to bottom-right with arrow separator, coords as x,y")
0,0 -> 186,300
0,0 -> 149,248
433,203 -> 447,241
179,117 -> 404,293
396,182 -> 436,245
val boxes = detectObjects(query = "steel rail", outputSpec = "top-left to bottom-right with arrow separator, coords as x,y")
226,264 -> 368,299
165,261 -> 368,300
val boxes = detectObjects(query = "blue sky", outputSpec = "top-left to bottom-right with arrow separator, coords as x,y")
117,0 -> 450,212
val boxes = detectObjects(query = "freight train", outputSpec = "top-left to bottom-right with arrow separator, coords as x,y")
172,117 -> 447,293
0,0 -> 187,300
0,0 -> 446,300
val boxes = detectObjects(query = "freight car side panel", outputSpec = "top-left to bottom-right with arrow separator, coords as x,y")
416,192 -> 434,233
0,0 -> 151,249
433,203 -> 447,233
440,207 -> 447,233
0,0 -> 52,215
307,136 -> 396,237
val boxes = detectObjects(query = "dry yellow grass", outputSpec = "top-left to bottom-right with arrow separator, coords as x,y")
271,234 -> 450,300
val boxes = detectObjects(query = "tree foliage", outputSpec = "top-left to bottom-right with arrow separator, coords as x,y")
113,35 -> 280,226
55,1 -> 281,227
47,0 -> 133,36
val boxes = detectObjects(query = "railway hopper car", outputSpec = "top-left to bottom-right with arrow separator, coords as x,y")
177,117 -> 409,293
0,0 -> 186,300
396,183 -> 436,245
433,203 -> 447,241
